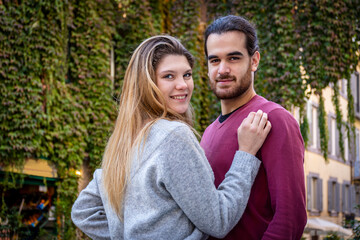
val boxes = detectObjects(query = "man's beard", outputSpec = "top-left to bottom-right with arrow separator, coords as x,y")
210,65 -> 252,100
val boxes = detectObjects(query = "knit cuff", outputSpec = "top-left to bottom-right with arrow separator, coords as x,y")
232,151 -> 261,179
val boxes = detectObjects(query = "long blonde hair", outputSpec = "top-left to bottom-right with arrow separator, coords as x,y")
101,35 -> 195,218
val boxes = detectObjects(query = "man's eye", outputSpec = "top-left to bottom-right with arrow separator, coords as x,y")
210,59 -> 219,63
229,57 -> 240,60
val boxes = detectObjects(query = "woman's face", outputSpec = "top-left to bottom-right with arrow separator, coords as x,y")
155,54 -> 194,114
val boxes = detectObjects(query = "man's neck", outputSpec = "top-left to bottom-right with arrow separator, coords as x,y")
220,88 -> 256,115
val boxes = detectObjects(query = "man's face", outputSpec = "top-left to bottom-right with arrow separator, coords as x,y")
206,31 -> 258,100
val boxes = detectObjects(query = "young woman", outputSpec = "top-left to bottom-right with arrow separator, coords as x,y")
71,35 -> 271,240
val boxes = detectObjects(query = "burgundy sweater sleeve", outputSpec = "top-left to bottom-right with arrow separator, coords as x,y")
261,108 -> 307,240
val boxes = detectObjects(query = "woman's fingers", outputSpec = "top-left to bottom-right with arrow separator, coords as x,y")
258,112 -> 268,129
244,111 -> 256,125
237,110 -> 271,156
251,110 -> 263,126
263,120 -> 272,135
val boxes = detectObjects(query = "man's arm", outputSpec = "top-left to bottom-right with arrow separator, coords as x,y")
261,108 -> 307,240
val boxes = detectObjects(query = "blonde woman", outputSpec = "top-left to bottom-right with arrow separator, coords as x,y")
71,35 -> 271,240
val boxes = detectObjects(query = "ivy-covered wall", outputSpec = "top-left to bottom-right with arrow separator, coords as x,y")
1,0 -> 359,238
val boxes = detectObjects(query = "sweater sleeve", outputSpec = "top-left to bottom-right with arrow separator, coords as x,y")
71,170 -> 111,240
261,109 -> 307,240
160,125 -> 261,238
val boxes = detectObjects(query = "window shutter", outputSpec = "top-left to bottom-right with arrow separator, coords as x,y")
342,124 -> 347,161
307,102 -> 313,147
351,185 -> 356,214
307,176 -> 312,211
356,131 -> 359,162
342,183 -> 345,212
328,180 -> 333,211
336,183 -> 340,213
336,124 -> 340,158
349,129 -> 355,163
318,178 -> 323,212
328,116 -> 332,154
317,116 -> 321,150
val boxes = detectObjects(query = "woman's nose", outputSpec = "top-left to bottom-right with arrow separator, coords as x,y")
175,78 -> 188,90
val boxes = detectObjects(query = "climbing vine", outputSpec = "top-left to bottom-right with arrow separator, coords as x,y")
332,86 -> 345,160
296,0 -> 359,160
1,0 -> 359,239
318,94 -> 329,161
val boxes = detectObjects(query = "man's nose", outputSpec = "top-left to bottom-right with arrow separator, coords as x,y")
218,62 -> 230,75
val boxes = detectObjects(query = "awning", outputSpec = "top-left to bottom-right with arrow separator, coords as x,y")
305,217 -> 353,237
2,158 -> 57,178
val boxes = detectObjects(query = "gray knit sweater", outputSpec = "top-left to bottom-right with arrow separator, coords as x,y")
71,119 -> 260,240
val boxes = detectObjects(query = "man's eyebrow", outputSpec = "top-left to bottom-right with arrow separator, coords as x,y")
227,51 -> 243,56
208,55 -> 217,60
208,51 -> 244,60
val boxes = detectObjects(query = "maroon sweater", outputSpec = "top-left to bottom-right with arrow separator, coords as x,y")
200,95 -> 307,240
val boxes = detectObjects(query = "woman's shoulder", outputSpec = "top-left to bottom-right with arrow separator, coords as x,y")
144,119 -> 195,151
152,119 -> 191,136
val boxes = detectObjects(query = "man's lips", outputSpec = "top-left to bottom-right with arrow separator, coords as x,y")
217,79 -> 233,82
216,76 -> 236,83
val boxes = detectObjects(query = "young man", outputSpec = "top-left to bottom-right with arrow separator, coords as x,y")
200,15 -> 307,239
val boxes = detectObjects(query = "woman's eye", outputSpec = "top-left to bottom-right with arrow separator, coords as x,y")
184,73 -> 192,78
164,74 -> 174,79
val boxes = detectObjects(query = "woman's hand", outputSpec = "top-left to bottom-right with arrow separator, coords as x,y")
237,110 -> 271,156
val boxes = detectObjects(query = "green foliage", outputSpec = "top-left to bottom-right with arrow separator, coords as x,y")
68,0 -> 116,170
0,2 -> 45,166
1,0 -> 116,238
318,94 -> 329,161
297,0 -> 359,153
347,76 -> 356,152
1,0 -> 359,239
324,232 -> 341,240
236,0 -> 308,110
300,111 -> 310,148
332,86 -> 345,161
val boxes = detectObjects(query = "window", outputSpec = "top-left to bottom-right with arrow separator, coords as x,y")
311,178 -> 318,210
342,182 -> 356,214
340,79 -> 348,98
356,188 -> 360,216
327,178 -> 340,216
355,129 -> 360,179
351,72 -> 360,117
312,106 -> 318,149
307,101 -> 320,150
110,45 -> 115,88
307,173 -> 323,215
328,113 -> 342,159
291,106 -> 300,125
345,133 -> 349,162
328,115 -> 336,157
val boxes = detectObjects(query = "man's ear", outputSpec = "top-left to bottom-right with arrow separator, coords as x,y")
251,51 -> 260,72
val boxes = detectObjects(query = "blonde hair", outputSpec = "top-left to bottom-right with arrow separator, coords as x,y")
101,35 -> 195,218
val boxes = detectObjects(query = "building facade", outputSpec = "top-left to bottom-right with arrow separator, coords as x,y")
302,68 -> 360,239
